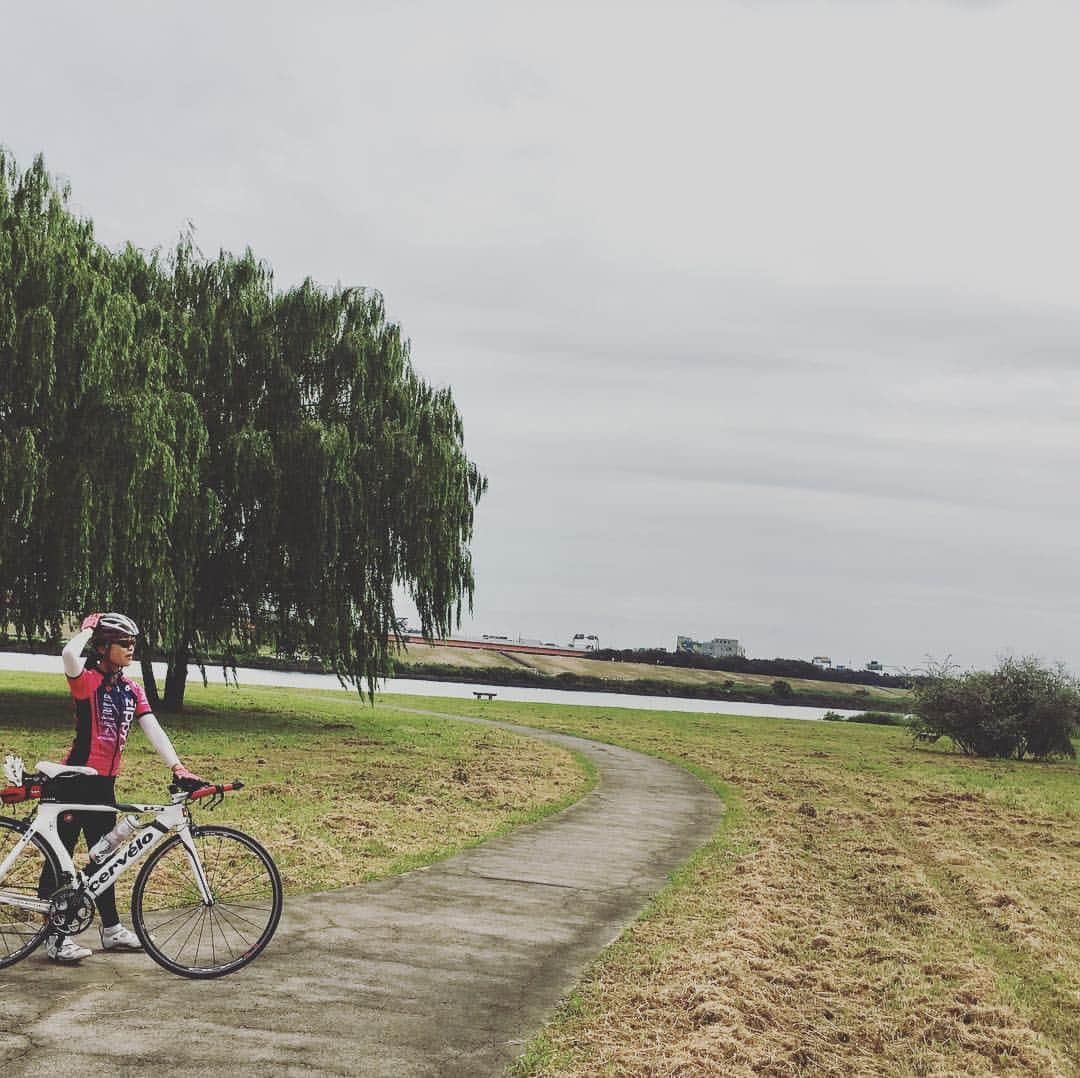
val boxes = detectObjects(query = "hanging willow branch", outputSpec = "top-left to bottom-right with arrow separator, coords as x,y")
0,152 -> 486,709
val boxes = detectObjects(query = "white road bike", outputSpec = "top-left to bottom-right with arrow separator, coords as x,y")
0,759 -> 282,978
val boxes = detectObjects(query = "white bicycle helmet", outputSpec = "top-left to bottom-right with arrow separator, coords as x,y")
92,612 -> 140,644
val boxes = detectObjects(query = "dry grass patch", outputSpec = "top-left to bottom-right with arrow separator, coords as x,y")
393,696 -> 1078,1076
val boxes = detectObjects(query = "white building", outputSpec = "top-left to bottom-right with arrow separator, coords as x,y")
677,636 -> 745,659
705,638 -> 744,658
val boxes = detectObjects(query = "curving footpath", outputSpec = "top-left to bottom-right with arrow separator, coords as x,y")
0,711 -> 723,1076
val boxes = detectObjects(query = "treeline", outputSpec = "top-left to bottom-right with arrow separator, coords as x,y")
584,649 -> 914,689
0,152 -> 485,709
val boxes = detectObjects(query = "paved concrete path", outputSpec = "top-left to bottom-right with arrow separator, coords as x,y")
0,711 -> 722,1077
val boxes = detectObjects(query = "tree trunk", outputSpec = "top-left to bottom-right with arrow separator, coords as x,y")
162,645 -> 189,712
140,659 -> 161,709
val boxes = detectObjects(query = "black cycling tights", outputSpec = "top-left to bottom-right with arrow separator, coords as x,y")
37,775 -> 120,931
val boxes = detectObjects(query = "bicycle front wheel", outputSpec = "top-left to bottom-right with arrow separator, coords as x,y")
0,817 -> 61,969
131,824 -> 282,978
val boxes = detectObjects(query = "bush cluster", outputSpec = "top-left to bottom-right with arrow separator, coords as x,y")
913,657 -> 1079,759
847,711 -> 910,727
584,648 -> 913,688
821,711 -> 911,727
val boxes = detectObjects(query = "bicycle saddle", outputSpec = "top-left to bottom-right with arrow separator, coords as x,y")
35,761 -> 99,778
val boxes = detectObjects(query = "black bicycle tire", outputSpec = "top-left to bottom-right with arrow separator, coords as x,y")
131,824 -> 282,979
0,816 -> 63,969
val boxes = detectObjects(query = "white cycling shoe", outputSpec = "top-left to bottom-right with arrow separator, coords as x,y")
100,923 -> 143,951
46,936 -> 93,963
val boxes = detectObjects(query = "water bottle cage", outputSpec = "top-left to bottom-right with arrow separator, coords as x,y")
89,816 -> 139,862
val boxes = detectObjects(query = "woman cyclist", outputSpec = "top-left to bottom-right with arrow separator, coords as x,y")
41,612 -> 205,963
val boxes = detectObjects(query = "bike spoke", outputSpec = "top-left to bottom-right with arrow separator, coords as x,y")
133,827 -> 280,976
143,902 -> 204,936
209,902 -> 259,945
0,822 -> 55,967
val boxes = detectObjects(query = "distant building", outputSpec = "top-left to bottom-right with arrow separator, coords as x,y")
812,656 -> 832,667
677,635 -> 745,659
865,659 -> 883,672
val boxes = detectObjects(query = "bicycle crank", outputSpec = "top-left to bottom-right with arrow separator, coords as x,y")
48,886 -> 95,934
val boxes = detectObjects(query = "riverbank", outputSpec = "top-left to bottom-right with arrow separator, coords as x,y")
394,661 -> 911,713
0,639 -> 913,715
391,643 -> 913,714
0,651 -> 872,721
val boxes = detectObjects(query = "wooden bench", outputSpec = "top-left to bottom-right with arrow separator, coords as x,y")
473,691 -> 497,701
914,731 -> 940,743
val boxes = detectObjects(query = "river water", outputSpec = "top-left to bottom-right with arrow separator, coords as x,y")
0,651 -> 862,722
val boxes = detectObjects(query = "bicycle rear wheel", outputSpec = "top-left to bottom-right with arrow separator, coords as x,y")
0,817 -> 61,968
131,824 -> 282,978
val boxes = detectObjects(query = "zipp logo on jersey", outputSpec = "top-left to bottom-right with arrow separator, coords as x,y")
99,692 -> 136,743
64,667 -> 152,777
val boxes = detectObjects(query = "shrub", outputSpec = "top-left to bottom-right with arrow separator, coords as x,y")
847,711 -> 910,727
913,657 -> 1080,759
820,710 -> 910,727
771,680 -> 794,699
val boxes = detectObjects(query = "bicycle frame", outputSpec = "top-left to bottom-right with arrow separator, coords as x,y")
0,794 -> 212,919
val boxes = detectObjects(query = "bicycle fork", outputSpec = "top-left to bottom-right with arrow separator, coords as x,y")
177,825 -> 215,906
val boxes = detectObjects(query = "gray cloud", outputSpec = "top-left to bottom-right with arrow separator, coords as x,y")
3,0 -> 1078,670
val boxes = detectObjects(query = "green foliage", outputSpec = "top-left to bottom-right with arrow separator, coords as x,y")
586,647 -> 914,689
0,152 -> 486,708
913,657 -> 1080,759
847,711 -> 911,727
820,710 -> 910,726
771,679 -> 793,699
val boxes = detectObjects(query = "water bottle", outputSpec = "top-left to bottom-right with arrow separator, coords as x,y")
89,816 -> 140,862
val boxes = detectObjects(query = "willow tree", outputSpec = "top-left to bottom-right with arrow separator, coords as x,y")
0,152 -> 486,710
156,246 -> 486,708
0,153 -> 202,652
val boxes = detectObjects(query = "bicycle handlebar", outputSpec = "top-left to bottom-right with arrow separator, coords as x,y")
5,777 -> 246,810
188,781 -> 244,800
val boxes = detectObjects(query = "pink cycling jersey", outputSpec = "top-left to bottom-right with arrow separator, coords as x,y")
64,667 -> 153,777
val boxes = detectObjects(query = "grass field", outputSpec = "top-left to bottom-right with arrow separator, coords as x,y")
0,672 -> 593,895
395,695 -> 1079,1077
2,674 -> 1075,1074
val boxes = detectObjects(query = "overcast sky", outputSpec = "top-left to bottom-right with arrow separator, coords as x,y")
3,1 -> 1078,671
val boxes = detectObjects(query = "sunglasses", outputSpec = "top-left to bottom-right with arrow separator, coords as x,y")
110,638 -> 137,649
